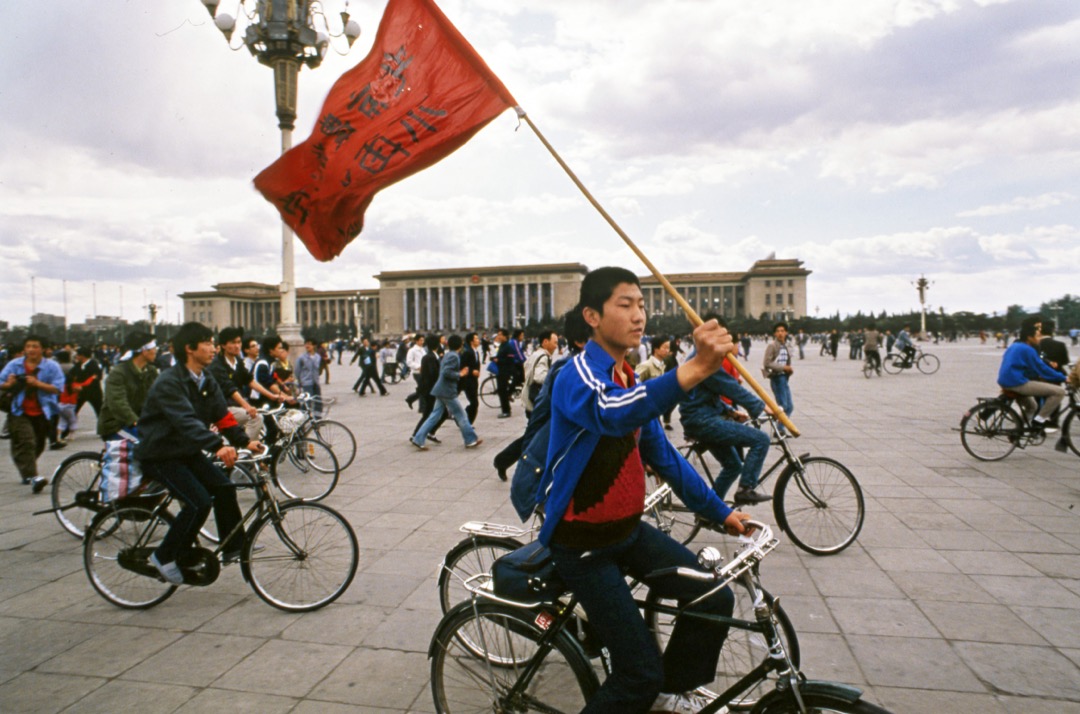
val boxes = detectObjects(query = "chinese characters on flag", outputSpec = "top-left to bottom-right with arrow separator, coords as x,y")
254,0 -> 517,261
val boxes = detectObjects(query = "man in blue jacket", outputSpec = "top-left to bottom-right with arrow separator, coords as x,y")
998,316 -> 1066,433
136,322 -> 262,585
537,267 -> 750,714
1,335 -> 66,492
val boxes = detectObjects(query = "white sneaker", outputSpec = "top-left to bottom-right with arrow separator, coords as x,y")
149,553 -> 184,585
651,691 -> 724,714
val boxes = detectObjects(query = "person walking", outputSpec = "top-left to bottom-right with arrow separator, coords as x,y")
460,332 -> 482,424
410,334 -> 481,450
296,337 -> 324,410
763,322 -> 795,421
1,335 -> 66,493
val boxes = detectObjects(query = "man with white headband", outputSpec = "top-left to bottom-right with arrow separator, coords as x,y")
98,332 -> 160,441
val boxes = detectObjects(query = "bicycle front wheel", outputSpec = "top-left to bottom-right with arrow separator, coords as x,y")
754,692 -> 894,714
959,402 -> 1021,462
430,600 -> 599,714
300,419 -> 357,470
272,438 -> 340,501
438,535 -> 523,615
51,450 -> 103,538
881,355 -> 902,375
774,457 -> 864,556
84,506 -> 177,609
644,582 -> 800,712
479,376 -> 499,409
916,353 -> 940,374
243,501 -> 358,612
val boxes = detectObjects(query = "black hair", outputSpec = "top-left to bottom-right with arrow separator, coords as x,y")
23,334 -> 49,349
1020,316 -> 1043,342
464,331 -> 478,345
579,266 -> 640,314
562,307 -> 591,349
773,322 -> 788,333
173,322 -> 214,359
1042,319 -> 1055,336
497,328 -> 509,339
305,337 -> 317,345
447,334 -> 463,351
261,335 -> 283,357
701,312 -> 728,329
218,326 -> 244,344
512,329 -> 524,341
651,335 -> 671,354
76,346 -> 93,358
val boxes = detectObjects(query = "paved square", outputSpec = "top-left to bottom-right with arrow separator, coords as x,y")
0,340 -> 1076,711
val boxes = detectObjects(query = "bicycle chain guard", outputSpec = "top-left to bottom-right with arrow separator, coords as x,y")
178,547 -> 221,587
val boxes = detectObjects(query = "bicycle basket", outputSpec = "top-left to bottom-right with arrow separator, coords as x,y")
278,409 -> 307,435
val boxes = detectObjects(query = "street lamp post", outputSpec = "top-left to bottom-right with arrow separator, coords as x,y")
912,275 -> 933,339
199,0 -> 360,355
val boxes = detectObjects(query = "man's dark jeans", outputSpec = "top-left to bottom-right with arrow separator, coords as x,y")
143,453 -> 242,564
550,522 -> 733,713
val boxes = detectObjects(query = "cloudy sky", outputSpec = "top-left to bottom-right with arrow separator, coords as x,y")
2,0 -> 1078,327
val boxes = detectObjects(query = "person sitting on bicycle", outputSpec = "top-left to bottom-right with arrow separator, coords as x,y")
998,316 -> 1066,434
863,323 -> 882,375
680,314 -> 773,506
536,267 -> 751,714
895,325 -> 916,367
135,322 -> 263,585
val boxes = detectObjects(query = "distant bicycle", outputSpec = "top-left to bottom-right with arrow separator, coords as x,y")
861,354 -> 882,378
479,375 -> 522,409
960,387 -> 1078,461
882,347 -> 939,375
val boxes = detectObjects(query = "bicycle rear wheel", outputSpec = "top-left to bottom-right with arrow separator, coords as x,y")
959,402 -> 1021,461
916,353 -> 940,374
51,450 -> 103,538
84,506 -> 178,609
774,457 -> 864,556
881,355 -> 902,375
479,376 -> 499,409
430,600 -> 599,714
644,582 -> 800,712
753,692 -> 894,714
300,419 -> 357,470
242,501 -> 358,612
271,438 -> 340,501
438,535 -> 523,615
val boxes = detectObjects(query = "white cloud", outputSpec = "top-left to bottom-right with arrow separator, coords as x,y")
957,191 -> 1076,217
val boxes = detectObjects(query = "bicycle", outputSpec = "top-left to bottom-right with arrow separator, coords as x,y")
654,415 -> 864,555
429,521 -> 892,714
289,393 -> 358,470
957,387 -> 1077,461
882,347 -> 939,375
258,404 -> 345,500
479,374 -> 522,409
43,429 -> 338,537
860,354 -> 882,379
82,447 -> 358,612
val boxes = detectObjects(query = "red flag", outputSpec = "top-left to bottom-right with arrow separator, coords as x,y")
254,0 -> 517,261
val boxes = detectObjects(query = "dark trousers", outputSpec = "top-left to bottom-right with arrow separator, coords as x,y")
493,434 -> 525,474
550,522 -> 733,713
143,452 -> 242,564
76,394 -> 102,418
356,369 -> 387,395
412,393 -> 446,437
9,413 -> 48,480
865,349 -> 881,371
496,369 -> 513,414
462,381 -> 479,424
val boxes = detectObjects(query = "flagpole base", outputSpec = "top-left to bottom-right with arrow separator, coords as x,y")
276,322 -> 304,361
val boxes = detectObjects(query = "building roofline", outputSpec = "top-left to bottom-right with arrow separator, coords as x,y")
374,262 -> 590,280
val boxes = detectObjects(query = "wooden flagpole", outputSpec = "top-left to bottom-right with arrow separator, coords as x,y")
517,108 -> 800,437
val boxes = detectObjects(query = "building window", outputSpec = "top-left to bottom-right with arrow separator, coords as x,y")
788,279 -> 794,287
765,294 -> 771,306
764,280 -> 771,287
788,293 -> 794,306
776,293 -> 783,306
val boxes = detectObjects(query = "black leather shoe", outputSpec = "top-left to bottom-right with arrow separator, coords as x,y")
428,434 -> 442,444
496,468 -> 508,482
734,488 -> 772,505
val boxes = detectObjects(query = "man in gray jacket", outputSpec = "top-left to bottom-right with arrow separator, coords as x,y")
762,322 -> 794,423
410,334 -> 482,449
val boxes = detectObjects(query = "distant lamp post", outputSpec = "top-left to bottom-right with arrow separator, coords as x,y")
144,302 -> 160,335
912,275 -> 933,338
359,295 -> 370,337
198,0 -> 361,353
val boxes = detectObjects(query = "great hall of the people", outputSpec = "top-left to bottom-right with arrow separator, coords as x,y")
181,257 -> 810,337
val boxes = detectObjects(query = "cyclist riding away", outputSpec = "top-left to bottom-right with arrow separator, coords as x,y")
136,322 -> 263,585
895,325 -> 916,368
998,316 -> 1066,434
536,267 -> 751,714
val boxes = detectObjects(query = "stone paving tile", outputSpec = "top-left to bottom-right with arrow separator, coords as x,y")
828,596 -> 940,638
211,639 -> 353,697
1011,606 -> 1080,648
918,601 -> 1048,645
0,672 -> 105,714
57,679 -> 196,714
954,641 -> 1080,699
36,625 -> 181,678
308,649 -> 430,708
173,687 -> 297,713
846,635 -> 984,691
875,687 -> 1009,714
939,549 -> 1045,577
122,631 -> 266,687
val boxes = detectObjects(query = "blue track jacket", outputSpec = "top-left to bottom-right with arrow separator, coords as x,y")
536,340 -> 734,546
997,341 -> 1065,388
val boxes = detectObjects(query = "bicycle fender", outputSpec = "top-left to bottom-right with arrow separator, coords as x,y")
750,680 -> 863,713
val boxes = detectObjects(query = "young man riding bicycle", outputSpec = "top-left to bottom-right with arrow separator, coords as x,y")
998,316 -> 1067,434
136,322 -> 263,585
536,267 -> 751,714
